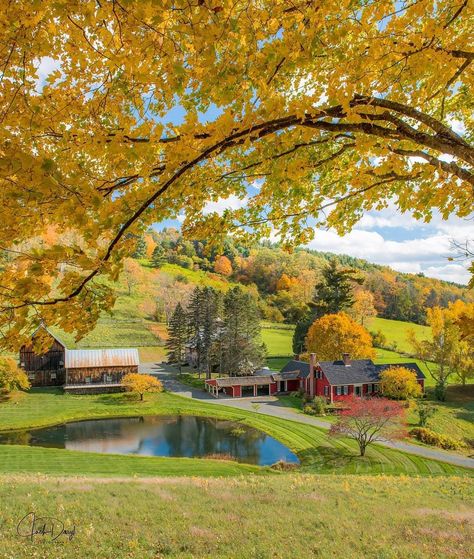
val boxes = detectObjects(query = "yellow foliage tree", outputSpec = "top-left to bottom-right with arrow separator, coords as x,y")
305,312 -> 376,361
379,366 -> 422,400
0,357 -> 30,394
144,235 -> 157,259
276,273 -> 299,291
351,290 -> 377,326
0,1 -> 472,347
122,373 -> 163,401
214,255 -> 233,277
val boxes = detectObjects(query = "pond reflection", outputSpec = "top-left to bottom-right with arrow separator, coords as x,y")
0,415 -> 299,466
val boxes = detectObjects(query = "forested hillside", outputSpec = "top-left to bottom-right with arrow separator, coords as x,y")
137,228 -> 473,327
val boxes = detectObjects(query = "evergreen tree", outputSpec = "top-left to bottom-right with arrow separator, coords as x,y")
151,244 -> 166,268
310,259 -> 363,316
294,259 -> 362,353
166,303 -> 188,373
132,235 -> 147,259
221,287 -> 265,376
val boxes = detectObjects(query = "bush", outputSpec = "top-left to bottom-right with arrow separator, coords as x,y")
379,366 -> 422,400
312,396 -> 327,415
370,329 -> 387,348
409,427 -> 466,450
303,404 -> 317,415
415,400 -> 437,427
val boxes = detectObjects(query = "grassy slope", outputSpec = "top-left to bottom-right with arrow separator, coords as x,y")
0,390 -> 470,477
0,474 -> 471,559
368,316 -> 430,353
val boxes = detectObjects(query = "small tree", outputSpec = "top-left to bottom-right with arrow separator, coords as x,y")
166,303 -> 188,373
329,397 -> 406,457
132,235 -> 147,259
0,357 -> 30,394
415,400 -> 437,428
351,289 -> 377,326
122,373 -> 163,401
379,366 -> 422,400
151,244 -> 166,268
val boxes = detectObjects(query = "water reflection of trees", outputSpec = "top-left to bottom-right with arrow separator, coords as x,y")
160,417 -> 267,464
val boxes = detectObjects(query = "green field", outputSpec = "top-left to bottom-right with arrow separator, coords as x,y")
261,322 -> 295,357
0,474 -> 471,559
0,390 -> 470,477
368,316 -> 430,353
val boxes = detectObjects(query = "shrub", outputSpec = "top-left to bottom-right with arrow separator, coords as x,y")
409,427 -> 466,450
303,404 -> 317,415
415,399 -> 437,427
370,329 -> 387,348
0,357 -> 30,394
312,396 -> 327,415
271,460 -> 299,471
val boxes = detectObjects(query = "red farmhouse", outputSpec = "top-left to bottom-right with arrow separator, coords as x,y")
205,353 -> 425,401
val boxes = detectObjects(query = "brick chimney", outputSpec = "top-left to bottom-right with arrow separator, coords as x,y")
342,353 -> 351,366
309,353 -> 317,396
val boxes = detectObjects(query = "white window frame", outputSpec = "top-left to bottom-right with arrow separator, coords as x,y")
324,386 -> 329,396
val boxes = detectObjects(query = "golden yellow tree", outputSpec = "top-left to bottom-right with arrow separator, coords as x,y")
351,290 -> 377,326
0,1 -> 472,347
306,312 -> 376,361
0,357 -> 30,394
379,366 -> 422,400
214,255 -> 233,276
122,373 -> 163,401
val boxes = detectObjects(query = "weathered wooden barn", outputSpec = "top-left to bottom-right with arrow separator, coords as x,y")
19,326 -> 139,393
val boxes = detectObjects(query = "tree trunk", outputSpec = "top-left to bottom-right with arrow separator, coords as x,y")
140,393 -> 144,401
359,442 -> 366,456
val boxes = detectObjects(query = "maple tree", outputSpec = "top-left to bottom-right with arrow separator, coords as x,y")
306,312 -> 376,361
329,397 -> 406,456
0,357 -> 30,394
351,290 -> 377,326
122,373 -> 163,401
379,366 -> 422,399
214,255 -> 233,276
0,1 -> 472,347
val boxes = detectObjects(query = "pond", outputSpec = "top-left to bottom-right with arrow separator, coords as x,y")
0,415 -> 299,466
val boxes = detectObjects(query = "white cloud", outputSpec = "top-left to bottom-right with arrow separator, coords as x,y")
305,228 -> 471,284
203,195 -> 248,216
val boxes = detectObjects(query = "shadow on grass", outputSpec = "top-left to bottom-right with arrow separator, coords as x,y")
95,393 -> 142,406
299,445 -> 359,469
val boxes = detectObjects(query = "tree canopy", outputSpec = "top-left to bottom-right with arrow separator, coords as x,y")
0,1 -> 472,346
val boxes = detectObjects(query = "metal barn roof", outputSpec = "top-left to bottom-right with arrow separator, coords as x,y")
65,348 -> 139,369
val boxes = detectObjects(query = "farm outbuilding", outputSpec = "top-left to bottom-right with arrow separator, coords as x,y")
19,326 -> 139,393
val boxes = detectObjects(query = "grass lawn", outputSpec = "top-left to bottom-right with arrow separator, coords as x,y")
408,385 -> 474,449
261,322 -> 295,357
368,317 -> 430,353
0,390 -> 470,477
0,474 -> 472,558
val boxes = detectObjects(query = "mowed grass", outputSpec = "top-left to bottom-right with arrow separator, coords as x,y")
368,316 -> 430,353
0,474 -> 472,559
0,390 -> 470,477
261,322 -> 295,357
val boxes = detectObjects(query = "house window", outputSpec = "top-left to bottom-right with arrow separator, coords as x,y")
324,386 -> 329,396
336,386 -> 342,396
28,373 -> 35,380
373,384 -> 379,393
343,385 -> 349,395
316,370 -> 322,379
50,372 -> 57,380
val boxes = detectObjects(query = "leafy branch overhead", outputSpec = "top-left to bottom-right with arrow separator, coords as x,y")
0,1 -> 472,345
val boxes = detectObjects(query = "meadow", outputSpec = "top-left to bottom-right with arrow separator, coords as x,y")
0,474 -> 471,559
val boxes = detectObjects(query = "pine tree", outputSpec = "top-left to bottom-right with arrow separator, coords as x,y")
221,287 -> 265,376
132,235 -> 147,259
294,259 -> 362,353
311,259 -> 363,316
166,303 -> 188,373
151,244 -> 166,268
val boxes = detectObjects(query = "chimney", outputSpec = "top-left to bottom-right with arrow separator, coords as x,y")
309,353 -> 317,396
342,353 -> 351,366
